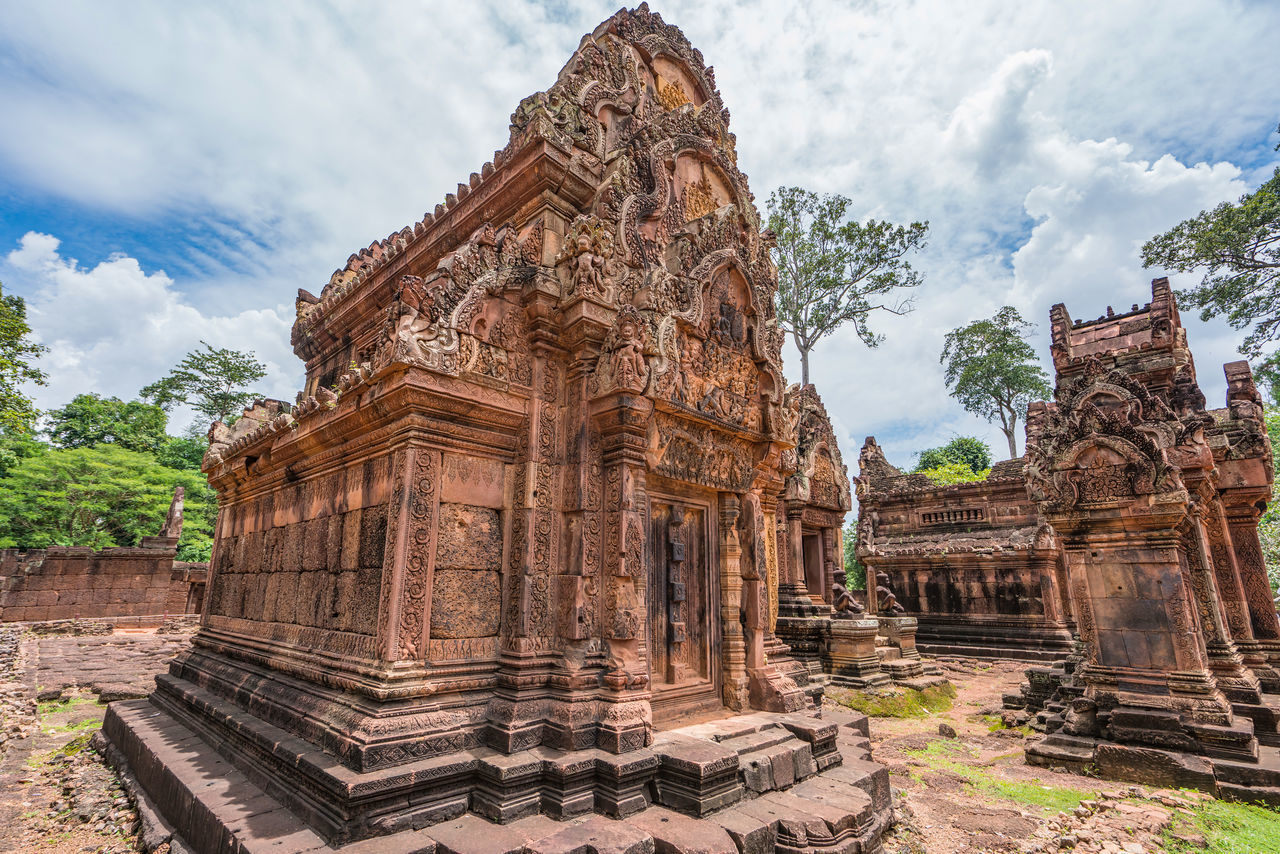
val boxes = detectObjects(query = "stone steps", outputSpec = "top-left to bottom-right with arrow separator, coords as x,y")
105,697 -> 892,854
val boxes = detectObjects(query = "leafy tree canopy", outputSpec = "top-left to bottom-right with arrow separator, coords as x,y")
45,393 -> 168,454
0,281 -> 48,434
842,522 -> 866,591
0,444 -> 214,561
918,462 -> 990,486
915,436 -> 992,473
767,186 -> 928,384
141,340 -> 266,424
1142,135 -> 1280,360
940,306 -> 1052,459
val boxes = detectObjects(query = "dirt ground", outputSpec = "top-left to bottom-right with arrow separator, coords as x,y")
0,625 -> 185,854
851,657 -> 1243,854
0,630 -> 1275,853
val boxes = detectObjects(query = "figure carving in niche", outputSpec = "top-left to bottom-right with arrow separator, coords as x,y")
875,571 -> 905,615
831,569 -> 864,619
386,274 -> 457,364
613,312 -> 648,392
699,383 -> 729,418
712,299 -> 745,346
557,215 -> 613,299
656,77 -> 690,111
674,336 -> 705,405
683,175 -> 717,221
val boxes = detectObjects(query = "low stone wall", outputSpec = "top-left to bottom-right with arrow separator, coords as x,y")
0,547 -> 206,624
856,450 -> 1075,660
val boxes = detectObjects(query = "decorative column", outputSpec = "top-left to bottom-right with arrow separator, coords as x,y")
741,491 -> 805,713
1224,500 -> 1280,693
376,445 -> 440,665
1183,500 -> 1263,708
718,493 -> 749,711
777,505 -> 820,618
590,383 -> 653,752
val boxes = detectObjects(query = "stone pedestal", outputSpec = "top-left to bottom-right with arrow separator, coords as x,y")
824,618 -> 889,689
876,616 -> 949,690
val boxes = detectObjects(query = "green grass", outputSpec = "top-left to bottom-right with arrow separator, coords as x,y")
835,683 -> 956,718
904,738 -> 1091,812
42,716 -> 100,735
36,695 -> 98,716
978,712 -> 1032,737
1163,798 -> 1280,854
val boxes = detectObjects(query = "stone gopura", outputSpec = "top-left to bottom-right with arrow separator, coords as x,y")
103,7 -> 893,852
1020,279 -> 1280,800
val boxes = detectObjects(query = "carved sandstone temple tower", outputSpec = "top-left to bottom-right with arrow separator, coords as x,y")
103,7 -> 895,851
1023,279 -> 1280,799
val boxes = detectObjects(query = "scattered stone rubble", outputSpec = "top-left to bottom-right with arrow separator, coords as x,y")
1026,787 -> 1213,854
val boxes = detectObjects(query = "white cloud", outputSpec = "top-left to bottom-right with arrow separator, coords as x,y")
5,232 -> 297,432
1,0 -> 1277,467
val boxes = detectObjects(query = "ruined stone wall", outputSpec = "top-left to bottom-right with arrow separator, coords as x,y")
856,450 -> 1075,660
0,547 -> 205,623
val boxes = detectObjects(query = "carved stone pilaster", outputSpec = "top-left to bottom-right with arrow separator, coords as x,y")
376,445 -> 440,663
718,493 -> 749,711
590,389 -> 653,752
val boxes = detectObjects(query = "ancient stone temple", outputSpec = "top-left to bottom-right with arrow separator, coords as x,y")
103,7 -> 893,852
854,446 -> 1076,661
1019,278 -> 1280,802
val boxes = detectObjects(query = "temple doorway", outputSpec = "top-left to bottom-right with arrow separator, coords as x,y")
647,494 -> 721,726
803,531 -> 826,603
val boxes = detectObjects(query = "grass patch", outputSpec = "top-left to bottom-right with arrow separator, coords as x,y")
43,716 -> 100,735
904,738 -> 1090,812
979,712 -> 1032,737
36,695 -> 97,716
1163,798 -> 1280,854
835,683 -> 956,718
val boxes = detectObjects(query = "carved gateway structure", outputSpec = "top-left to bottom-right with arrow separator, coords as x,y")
104,7 -> 895,852
1021,280 -> 1280,797
854,449 -> 1077,662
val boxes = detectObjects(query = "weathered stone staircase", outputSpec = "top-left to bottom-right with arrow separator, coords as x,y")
104,698 -> 892,854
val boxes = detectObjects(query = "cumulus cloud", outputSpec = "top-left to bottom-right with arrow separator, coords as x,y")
1,0 -> 1277,469
4,233 -> 297,431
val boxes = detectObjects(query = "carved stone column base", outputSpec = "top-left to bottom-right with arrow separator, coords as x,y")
1252,639 -> 1280,693
774,614 -> 830,673
824,619 -> 890,690
595,692 -> 653,753
776,583 -> 823,618
1025,731 -> 1280,803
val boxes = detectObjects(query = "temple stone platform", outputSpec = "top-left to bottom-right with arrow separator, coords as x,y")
103,699 -> 890,853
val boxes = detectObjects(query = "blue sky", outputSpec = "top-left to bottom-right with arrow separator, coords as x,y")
1,0 -> 1278,470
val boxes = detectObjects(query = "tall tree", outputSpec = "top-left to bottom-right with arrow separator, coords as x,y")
0,444 -> 215,560
0,281 -> 48,434
940,306 -> 1052,459
1141,125 -> 1280,359
45,394 -> 168,453
914,436 -> 992,473
141,341 -> 267,424
767,187 -> 929,385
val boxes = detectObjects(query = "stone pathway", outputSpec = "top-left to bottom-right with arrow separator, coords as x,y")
32,632 -> 190,703
0,625 -> 192,853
